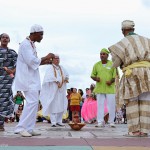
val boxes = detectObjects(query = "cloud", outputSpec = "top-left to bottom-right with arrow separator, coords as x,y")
2,0 -> 150,92
141,0 -> 150,8
0,0 -> 140,18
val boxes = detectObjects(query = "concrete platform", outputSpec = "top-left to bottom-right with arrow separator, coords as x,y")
0,122 -> 150,149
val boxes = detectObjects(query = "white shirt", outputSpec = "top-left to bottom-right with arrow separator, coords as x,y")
14,38 -> 41,91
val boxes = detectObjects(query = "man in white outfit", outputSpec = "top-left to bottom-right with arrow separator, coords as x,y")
14,24 -> 54,137
40,55 -> 69,127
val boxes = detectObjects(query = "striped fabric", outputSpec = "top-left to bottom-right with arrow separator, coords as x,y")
125,99 -> 150,133
109,34 -> 150,104
0,115 -> 5,126
0,48 -> 17,117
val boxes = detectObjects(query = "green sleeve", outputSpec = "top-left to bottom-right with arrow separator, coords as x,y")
91,64 -> 97,77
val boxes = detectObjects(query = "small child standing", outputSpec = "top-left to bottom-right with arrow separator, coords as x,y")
70,88 -> 82,123
115,108 -> 123,124
81,90 -> 97,123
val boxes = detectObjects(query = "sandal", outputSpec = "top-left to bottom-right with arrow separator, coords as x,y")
0,126 -> 5,131
140,132 -> 148,137
124,131 -> 140,137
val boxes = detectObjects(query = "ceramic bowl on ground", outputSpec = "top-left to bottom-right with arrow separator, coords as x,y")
68,123 -> 86,131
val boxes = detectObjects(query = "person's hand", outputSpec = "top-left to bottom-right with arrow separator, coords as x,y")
64,77 -> 69,83
96,77 -> 100,82
106,80 -> 112,86
41,53 -> 55,65
3,67 -> 14,77
56,81 -> 62,88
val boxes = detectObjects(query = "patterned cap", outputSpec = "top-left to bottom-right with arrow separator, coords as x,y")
122,20 -> 135,29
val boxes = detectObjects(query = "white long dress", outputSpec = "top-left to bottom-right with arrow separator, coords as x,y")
40,64 -> 69,116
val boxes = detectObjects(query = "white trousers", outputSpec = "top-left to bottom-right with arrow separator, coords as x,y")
96,94 -> 116,124
14,90 -> 39,133
50,112 -> 63,125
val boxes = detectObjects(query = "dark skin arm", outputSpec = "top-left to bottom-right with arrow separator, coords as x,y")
40,53 -> 55,65
91,76 -> 115,85
91,76 -> 100,82
106,78 -> 115,86
3,53 -> 54,78
3,67 -> 16,76
3,53 -> 55,74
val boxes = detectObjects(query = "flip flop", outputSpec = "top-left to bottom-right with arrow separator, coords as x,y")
124,132 -> 140,137
140,133 -> 148,137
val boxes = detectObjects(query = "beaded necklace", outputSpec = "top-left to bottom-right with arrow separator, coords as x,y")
26,37 -> 37,57
52,65 -> 64,88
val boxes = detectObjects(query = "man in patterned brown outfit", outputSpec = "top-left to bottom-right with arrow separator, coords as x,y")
109,20 -> 150,137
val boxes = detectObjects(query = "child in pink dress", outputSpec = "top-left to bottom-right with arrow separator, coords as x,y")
81,90 -> 108,124
81,90 -> 97,123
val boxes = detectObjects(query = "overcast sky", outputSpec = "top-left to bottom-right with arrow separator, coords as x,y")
1,0 -> 150,93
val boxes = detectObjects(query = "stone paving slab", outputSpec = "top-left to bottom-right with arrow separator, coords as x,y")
0,138 -> 88,146
86,138 -> 150,147
0,137 -> 150,146
0,122 -> 150,148
2,122 -> 149,139
1,122 -> 130,139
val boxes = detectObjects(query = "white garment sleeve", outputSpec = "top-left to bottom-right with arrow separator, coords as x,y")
20,44 -> 41,70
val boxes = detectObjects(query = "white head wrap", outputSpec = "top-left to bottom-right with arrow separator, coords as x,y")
54,54 -> 59,58
30,24 -> 43,33
121,20 -> 135,29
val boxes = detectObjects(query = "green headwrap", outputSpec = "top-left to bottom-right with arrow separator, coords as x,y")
100,48 -> 110,54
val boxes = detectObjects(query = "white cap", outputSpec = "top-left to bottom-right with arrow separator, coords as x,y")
30,24 -> 43,33
121,20 -> 135,29
54,54 -> 59,58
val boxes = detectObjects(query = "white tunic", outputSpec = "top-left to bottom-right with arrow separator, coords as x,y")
40,64 -> 69,116
14,38 -> 41,91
